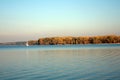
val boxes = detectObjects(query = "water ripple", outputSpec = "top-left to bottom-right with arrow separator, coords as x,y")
0,45 -> 120,80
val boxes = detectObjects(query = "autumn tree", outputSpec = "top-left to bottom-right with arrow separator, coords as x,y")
35,35 -> 120,45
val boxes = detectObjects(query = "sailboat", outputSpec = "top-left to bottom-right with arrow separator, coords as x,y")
26,42 -> 29,46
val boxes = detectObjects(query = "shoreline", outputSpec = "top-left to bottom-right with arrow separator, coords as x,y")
0,43 -> 120,46
0,35 -> 120,46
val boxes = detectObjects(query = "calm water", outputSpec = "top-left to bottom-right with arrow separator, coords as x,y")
0,44 -> 120,80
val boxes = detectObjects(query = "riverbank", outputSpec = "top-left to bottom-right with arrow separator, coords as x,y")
28,35 -> 120,45
0,35 -> 120,46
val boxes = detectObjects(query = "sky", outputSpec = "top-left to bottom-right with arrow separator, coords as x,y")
0,0 -> 120,42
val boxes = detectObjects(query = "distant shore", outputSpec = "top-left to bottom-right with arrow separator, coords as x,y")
0,35 -> 120,46
0,42 -> 26,45
28,35 -> 120,45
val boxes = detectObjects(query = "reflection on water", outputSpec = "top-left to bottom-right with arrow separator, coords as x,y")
0,44 -> 120,80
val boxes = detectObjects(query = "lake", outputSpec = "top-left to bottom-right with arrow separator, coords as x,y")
0,44 -> 120,80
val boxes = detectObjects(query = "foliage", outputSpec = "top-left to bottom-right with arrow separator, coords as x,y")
29,35 -> 120,45
28,40 -> 38,45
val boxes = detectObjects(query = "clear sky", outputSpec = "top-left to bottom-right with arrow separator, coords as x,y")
0,0 -> 120,42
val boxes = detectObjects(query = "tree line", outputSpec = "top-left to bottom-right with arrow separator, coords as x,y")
28,35 -> 120,45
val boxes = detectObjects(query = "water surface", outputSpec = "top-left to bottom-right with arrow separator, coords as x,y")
0,44 -> 120,80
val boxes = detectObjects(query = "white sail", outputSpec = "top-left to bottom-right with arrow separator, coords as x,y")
26,42 -> 29,46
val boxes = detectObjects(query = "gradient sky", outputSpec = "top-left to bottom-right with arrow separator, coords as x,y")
0,0 -> 120,42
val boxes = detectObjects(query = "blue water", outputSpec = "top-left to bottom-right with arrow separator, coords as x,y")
0,44 -> 120,80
